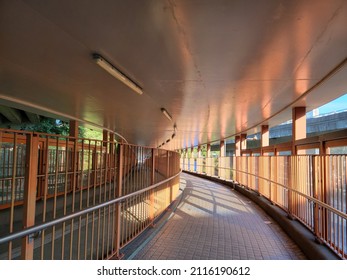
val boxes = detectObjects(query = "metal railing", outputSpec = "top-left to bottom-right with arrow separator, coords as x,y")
0,129 -> 181,260
182,155 -> 347,259
0,172 -> 180,246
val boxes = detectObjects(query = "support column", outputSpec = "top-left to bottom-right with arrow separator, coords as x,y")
69,119 -> 78,187
190,146 -> 196,172
289,107 -> 306,219
261,125 -> 269,155
240,134 -> 247,151
241,134 -> 247,184
69,120 -> 78,138
292,107 -> 306,153
182,149 -> 186,170
235,136 -> 241,182
235,135 -> 246,182
235,134 -> 247,156
109,133 -> 115,182
197,145 -> 201,173
235,136 -> 241,157
220,140 -> 225,157
103,130 -> 109,147
206,144 -> 211,175
21,134 -> 39,260
102,130 -> 109,186
109,133 -> 114,143
220,140 -> 225,178
207,143 -> 211,157
188,147 -> 192,171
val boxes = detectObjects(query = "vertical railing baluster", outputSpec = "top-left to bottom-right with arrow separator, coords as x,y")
113,143 -> 123,258
8,133 -> 17,260
61,138 -> 69,259
77,139 -> 84,260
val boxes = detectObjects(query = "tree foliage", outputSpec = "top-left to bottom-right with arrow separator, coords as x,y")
24,118 -> 70,135
2,117 -> 103,139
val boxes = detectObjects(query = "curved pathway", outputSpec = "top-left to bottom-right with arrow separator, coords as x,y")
132,173 -> 306,260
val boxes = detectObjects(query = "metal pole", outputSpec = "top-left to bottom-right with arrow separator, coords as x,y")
21,134 -> 38,260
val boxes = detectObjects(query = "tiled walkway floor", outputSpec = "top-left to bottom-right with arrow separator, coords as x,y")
132,173 -> 306,260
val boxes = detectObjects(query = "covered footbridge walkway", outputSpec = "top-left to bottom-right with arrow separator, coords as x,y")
0,0 -> 347,262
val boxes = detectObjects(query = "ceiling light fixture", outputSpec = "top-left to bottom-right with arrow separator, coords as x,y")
93,53 -> 143,95
161,108 -> 172,121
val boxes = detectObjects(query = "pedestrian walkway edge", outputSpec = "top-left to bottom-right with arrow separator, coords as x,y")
120,184 -> 186,260
183,171 -> 340,260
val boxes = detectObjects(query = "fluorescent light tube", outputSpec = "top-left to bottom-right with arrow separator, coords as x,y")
161,108 -> 172,121
93,53 -> 143,95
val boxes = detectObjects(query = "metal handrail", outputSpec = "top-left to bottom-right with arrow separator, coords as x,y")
192,164 -> 347,221
0,170 -> 181,244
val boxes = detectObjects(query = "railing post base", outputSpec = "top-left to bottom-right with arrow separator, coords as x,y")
109,252 -> 124,260
287,213 -> 295,220
314,236 -> 323,245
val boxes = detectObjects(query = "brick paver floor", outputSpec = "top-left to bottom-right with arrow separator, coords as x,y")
132,173 -> 306,260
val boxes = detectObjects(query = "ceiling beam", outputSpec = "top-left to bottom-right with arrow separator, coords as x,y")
25,111 -> 40,123
0,105 -> 22,124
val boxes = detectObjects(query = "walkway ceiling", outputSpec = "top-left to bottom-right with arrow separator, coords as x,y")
1,0 -> 347,149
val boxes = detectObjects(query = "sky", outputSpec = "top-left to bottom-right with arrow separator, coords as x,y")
312,93 -> 347,115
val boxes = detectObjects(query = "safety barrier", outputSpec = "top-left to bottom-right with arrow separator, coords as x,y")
0,129 -> 181,260
182,153 -> 347,259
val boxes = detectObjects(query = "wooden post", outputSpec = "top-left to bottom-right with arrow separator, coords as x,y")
21,134 -> 39,260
